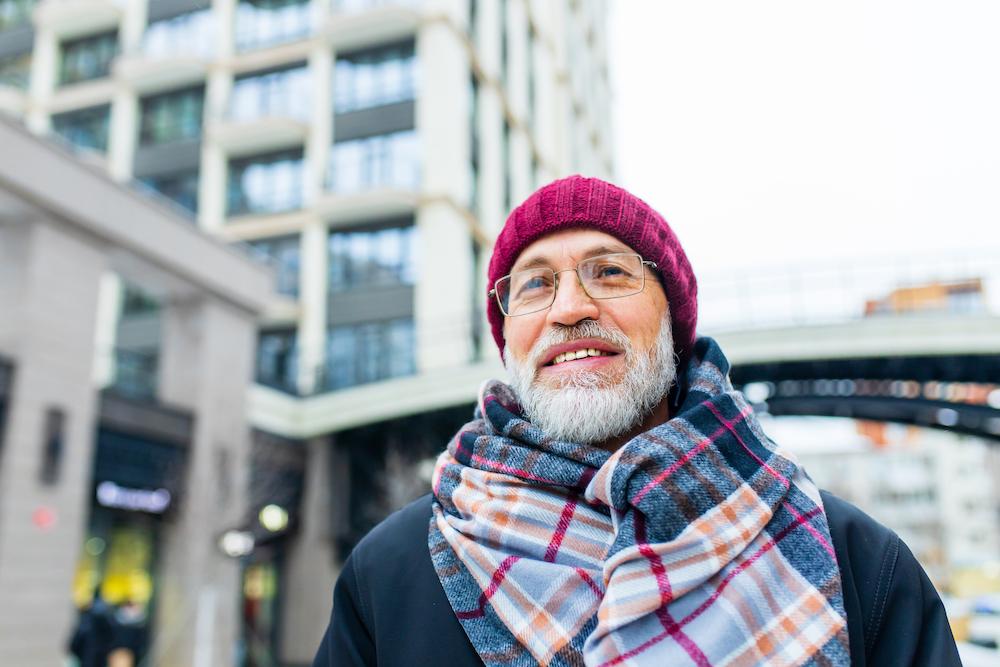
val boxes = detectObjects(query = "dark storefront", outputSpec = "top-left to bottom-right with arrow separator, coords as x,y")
71,392 -> 192,665
240,430 -> 305,667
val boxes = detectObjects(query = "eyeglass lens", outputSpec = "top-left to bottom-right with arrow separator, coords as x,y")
498,253 -> 646,316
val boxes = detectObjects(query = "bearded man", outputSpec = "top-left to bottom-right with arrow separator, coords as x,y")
312,177 -> 961,667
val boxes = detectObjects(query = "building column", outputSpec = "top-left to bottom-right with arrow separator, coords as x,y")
414,18 -> 475,371
0,219 -> 107,666
26,27 -> 58,134
107,88 -> 139,182
154,297 -> 257,667
304,44 -> 333,207
199,67 -> 234,232
297,222 -> 329,394
278,435 -> 338,665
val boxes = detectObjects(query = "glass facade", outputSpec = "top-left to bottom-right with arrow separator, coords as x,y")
0,0 -> 36,30
60,31 -> 118,85
235,0 -> 310,52
228,149 -> 305,215
249,235 -> 300,298
0,51 -> 30,89
141,169 -> 199,214
142,9 -> 216,60
328,224 -> 418,292
231,64 -> 311,123
140,87 -> 204,145
328,130 -> 419,193
256,328 -> 298,393
324,318 -> 414,391
334,40 -> 416,113
52,105 -> 111,153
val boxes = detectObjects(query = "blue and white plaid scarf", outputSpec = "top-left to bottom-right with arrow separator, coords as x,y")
430,337 -> 850,667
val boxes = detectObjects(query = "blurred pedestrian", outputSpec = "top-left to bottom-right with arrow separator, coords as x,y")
69,588 -> 118,667
107,599 -> 148,667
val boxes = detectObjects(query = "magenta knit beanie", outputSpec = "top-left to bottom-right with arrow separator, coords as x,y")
487,175 -> 698,364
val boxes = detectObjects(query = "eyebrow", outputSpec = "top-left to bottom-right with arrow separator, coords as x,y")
511,243 -> 634,273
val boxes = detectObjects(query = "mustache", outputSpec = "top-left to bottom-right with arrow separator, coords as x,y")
528,320 -> 633,367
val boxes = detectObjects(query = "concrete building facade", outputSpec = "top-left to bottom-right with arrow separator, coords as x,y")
0,116 -> 272,665
1,0 -> 613,664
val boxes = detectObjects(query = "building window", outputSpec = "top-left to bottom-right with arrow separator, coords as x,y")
328,224 -> 418,292
328,130 -> 419,193
249,235 -> 300,298
235,0 -> 310,52
142,9 -> 215,60
257,328 -> 297,393
60,31 -> 118,85
141,169 -> 199,214
52,104 -> 110,153
231,63 -> 311,123
334,40 -> 416,113
0,0 -> 37,30
140,87 -> 204,145
40,408 -> 65,485
0,51 -> 30,89
112,286 -> 161,401
228,148 -> 305,216
324,318 -> 414,391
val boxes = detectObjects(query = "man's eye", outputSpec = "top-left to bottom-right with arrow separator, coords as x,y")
594,265 -> 627,279
516,276 -> 550,296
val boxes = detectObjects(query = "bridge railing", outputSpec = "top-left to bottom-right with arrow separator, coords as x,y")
696,247 -> 1000,333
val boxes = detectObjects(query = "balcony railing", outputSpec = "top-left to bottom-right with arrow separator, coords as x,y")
235,0 -> 311,52
333,0 -> 420,14
231,66 -> 312,123
141,9 -> 215,60
327,130 -> 419,194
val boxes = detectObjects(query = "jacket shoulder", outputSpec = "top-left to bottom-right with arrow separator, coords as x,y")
351,493 -> 436,566
820,490 -> 961,666
342,494 -> 485,666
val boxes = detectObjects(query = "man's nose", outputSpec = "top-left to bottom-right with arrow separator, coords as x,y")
546,270 -> 600,327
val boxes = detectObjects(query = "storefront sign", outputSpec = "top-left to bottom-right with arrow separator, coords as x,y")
97,481 -> 171,513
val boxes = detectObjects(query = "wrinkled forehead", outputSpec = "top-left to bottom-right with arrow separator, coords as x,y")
508,229 -> 639,274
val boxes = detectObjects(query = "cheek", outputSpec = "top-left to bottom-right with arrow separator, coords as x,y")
503,319 -> 538,359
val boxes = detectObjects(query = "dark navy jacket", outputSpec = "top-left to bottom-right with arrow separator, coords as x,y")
312,492 -> 961,667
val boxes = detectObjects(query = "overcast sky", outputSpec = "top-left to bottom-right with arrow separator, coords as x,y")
610,1 -> 1000,277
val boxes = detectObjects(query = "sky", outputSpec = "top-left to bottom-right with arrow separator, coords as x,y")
610,1 -> 1000,277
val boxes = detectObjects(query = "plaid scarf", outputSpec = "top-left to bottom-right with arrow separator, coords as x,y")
430,337 -> 849,667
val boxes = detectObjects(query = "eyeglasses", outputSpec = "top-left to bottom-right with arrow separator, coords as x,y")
489,253 -> 658,317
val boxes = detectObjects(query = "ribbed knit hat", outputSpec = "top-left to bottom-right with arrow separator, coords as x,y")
487,175 -> 698,364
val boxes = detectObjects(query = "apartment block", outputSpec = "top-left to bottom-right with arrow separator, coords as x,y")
0,0 -> 613,664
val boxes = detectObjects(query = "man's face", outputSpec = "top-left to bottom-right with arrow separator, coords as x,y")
502,229 -> 676,444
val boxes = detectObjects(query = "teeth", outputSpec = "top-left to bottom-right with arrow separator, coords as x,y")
551,349 -> 610,365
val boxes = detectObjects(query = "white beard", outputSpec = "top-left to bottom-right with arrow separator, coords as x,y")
504,315 -> 678,445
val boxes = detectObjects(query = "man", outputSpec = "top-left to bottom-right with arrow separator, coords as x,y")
313,176 -> 961,666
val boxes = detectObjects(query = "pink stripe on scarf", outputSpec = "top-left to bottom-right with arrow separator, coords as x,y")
544,496 -> 579,562
456,554 -> 521,620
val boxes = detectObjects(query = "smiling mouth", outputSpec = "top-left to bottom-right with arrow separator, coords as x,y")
547,348 -> 616,366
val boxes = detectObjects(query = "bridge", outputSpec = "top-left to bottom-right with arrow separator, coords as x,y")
701,249 -> 1000,441
714,315 -> 1000,442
